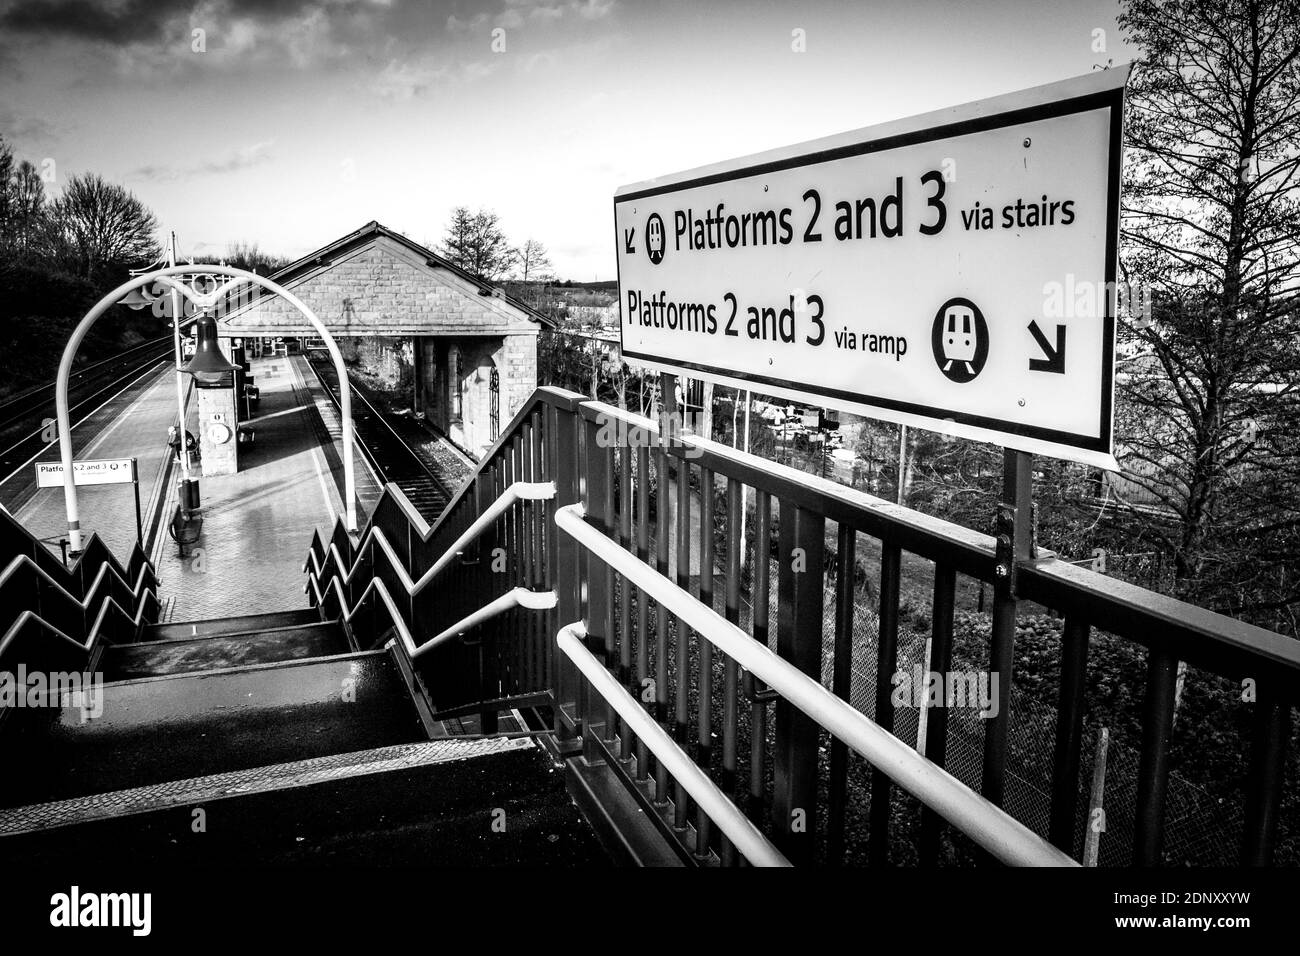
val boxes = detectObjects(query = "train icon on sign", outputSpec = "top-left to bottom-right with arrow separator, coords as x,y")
646,213 -> 665,265
930,297 -> 989,383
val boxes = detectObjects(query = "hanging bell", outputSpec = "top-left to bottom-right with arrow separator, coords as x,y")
117,286 -> 155,310
183,313 -> 238,384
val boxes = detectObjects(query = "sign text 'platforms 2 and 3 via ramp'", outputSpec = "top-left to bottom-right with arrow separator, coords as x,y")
615,67 -> 1127,469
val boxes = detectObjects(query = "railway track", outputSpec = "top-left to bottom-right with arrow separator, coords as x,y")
304,354 -> 454,522
0,335 -> 177,498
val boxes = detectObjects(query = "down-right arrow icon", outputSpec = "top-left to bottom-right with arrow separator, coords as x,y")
1028,321 -> 1066,374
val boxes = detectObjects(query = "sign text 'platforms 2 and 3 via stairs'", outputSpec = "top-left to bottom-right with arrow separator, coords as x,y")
615,66 -> 1128,469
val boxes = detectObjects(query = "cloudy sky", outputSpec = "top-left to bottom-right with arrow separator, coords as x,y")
0,0 -> 1137,279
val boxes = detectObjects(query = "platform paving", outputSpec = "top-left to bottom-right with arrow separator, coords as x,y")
290,354 -> 384,526
12,366 -> 181,563
150,357 -> 348,622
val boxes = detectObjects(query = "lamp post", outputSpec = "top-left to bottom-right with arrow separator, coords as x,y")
61,263 -> 359,554
167,232 -> 193,483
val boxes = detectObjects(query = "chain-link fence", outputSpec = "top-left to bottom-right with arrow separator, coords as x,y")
711,541 -> 1244,866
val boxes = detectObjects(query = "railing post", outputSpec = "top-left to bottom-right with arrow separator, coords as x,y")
1241,677 -> 1291,866
919,562 -> 956,864
1134,644 -> 1178,865
983,448 -> 1031,807
773,500 -> 824,865
654,406 -> 673,805
475,470 -> 499,735
580,409 -> 614,756
552,401 -> 582,737
1049,615 -> 1091,854
531,411 -> 546,689
869,542 -> 901,865
635,442 -> 652,781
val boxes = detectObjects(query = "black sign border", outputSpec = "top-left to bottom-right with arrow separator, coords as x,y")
613,83 -> 1124,456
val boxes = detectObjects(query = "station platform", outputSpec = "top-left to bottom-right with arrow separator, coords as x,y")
149,355 -> 381,622
9,365 -> 180,562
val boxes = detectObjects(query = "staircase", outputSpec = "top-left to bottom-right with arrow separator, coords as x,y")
0,607 -> 608,867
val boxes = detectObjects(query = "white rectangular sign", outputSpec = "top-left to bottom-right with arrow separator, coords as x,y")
614,67 -> 1127,468
35,458 -> 137,488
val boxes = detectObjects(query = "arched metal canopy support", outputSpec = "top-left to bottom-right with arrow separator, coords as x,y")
58,264 -> 358,553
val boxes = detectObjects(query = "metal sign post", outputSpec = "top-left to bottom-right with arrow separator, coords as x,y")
36,457 -> 142,547
984,448 -> 1034,808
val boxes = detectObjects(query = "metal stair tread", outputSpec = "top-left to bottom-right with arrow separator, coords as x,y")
118,619 -> 339,648
0,735 -> 533,837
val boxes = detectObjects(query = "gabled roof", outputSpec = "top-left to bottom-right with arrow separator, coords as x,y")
268,220 -> 558,329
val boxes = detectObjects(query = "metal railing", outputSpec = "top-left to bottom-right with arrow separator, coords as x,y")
305,385 -> 1299,867
0,557 -> 158,673
0,507 -> 158,674
306,566 -> 556,664
304,479 -> 560,707
559,620 -> 790,867
556,502 -> 1075,866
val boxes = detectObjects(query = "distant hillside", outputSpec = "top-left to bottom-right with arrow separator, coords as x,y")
558,279 -> 618,293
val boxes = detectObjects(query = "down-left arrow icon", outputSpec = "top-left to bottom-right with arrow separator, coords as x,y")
623,227 -> 636,255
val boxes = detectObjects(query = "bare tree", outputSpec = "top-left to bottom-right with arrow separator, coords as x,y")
223,240 -> 287,274
0,136 -> 14,247
42,173 -> 160,279
9,160 -> 46,254
512,237 -> 554,308
515,238 -> 553,282
1116,0 -> 1300,620
439,206 -> 516,283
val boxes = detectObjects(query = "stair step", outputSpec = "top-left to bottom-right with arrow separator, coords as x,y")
101,622 -> 349,680
0,650 -> 426,808
145,608 -> 323,641
0,741 -> 608,866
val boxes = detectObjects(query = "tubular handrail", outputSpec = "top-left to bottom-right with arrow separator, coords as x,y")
60,529 -> 153,592
79,558 -> 158,610
574,399 -> 1300,677
558,620 -> 791,867
420,482 -> 554,587
305,556 -> 555,660
0,610 -> 96,658
555,501 -> 1078,867
0,508 -> 154,603
302,387 -> 582,571
305,527 -> 414,593
303,480 -> 556,601
307,571 -> 421,658
421,587 -> 557,655
0,589 -> 157,664
413,387 -> 584,544
0,553 -> 157,624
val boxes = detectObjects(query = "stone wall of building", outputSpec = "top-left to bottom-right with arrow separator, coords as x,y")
500,333 -> 537,424
224,237 -> 533,338
220,228 -> 545,460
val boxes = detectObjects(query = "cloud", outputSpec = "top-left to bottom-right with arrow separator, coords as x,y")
0,0 -> 193,44
129,139 -> 274,182
369,56 -> 498,100
447,0 -> 616,33
0,0 -> 619,83
0,0 -> 394,73
0,107 -> 58,148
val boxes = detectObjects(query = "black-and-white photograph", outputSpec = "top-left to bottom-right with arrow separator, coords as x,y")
0,0 -> 1296,936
